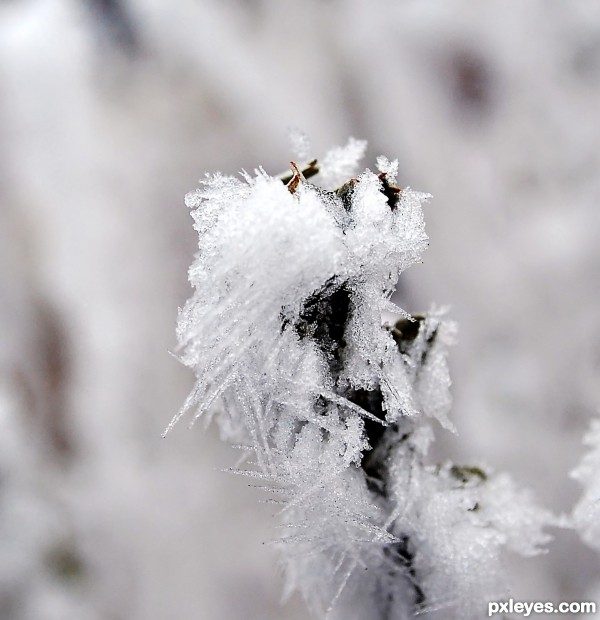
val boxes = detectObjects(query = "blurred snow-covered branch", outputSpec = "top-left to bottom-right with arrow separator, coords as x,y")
572,418 -> 600,551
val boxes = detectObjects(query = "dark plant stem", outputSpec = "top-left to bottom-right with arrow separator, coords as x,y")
284,168 -> 427,617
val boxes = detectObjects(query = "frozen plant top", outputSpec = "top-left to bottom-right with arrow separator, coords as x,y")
167,139 -> 551,619
168,138 -> 440,436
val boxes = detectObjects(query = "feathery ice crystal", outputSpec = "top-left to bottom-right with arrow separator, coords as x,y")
167,139 -> 551,619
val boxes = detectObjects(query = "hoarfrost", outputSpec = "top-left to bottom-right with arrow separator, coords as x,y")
169,141 -> 552,619
318,137 -> 368,190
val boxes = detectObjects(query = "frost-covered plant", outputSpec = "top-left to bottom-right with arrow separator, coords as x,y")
167,139 -> 551,619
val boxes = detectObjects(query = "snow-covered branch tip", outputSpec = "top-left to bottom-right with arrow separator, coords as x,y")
167,138 -> 552,619
572,417 -> 600,551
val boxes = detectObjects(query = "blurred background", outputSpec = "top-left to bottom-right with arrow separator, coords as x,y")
1,1 -> 599,618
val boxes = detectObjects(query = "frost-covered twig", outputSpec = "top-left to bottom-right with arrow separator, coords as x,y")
167,139 -> 551,619
572,417 -> 600,551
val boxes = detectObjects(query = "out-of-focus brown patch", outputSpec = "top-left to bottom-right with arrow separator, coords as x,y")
37,303 -> 74,460
447,48 -> 494,118
16,302 -> 76,462
45,542 -> 86,583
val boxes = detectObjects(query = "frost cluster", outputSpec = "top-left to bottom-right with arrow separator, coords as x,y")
170,140 -> 551,619
572,418 -> 600,551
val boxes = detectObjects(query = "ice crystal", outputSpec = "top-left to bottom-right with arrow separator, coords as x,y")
169,140 -> 551,619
